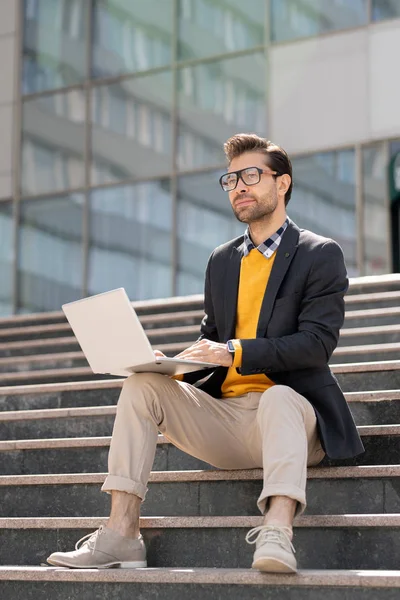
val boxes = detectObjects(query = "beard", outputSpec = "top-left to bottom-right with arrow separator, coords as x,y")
232,189 -> 278,224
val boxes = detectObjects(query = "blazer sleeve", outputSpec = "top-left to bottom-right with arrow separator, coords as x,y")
239,240 -> 348,375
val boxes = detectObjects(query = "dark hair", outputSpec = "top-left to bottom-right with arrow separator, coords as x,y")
224,133 -> 293,206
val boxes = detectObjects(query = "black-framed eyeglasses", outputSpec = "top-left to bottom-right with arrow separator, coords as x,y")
219,166 -> 278,192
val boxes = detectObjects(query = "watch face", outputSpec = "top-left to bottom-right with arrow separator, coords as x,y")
228,340 -> 235,353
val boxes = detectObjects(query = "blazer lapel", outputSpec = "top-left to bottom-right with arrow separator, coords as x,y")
224,240 -> 245,341
256,221 -> 300,337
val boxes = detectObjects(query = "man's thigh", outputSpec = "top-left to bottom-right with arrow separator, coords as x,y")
142,375 -> 259,470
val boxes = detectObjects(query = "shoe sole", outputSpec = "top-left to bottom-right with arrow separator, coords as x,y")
47,558 -> 147,569
252,556 -> 297,574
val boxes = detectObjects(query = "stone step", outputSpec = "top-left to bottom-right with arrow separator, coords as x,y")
0,359 -> 398,389
0,390 -> 399,440
0,342 -> 398,374
0,382 -> 398,425
1,568 -> 400,600
1,514 -> 400,570
339,324 -> 400,346
346,273 -> 400,295
0,466 -> 398,518
342,307 -> 400,328
345,290 -> 400,311
0,426 -> 398,475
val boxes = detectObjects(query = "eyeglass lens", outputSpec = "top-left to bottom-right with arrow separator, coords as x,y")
221,167 -> 260,191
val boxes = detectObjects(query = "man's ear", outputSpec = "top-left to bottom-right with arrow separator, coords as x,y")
278,174 -> 291,196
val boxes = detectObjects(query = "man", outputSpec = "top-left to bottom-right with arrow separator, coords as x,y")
47,133 -> 364,573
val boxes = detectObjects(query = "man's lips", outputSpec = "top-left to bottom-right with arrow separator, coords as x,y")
235,198 -> 256,208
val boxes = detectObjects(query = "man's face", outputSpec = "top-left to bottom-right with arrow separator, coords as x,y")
227,151 -> 279,224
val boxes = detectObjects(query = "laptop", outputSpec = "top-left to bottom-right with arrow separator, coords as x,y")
62,288 -> 220,377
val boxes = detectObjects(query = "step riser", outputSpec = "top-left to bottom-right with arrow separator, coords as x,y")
0,369 -> 397,389
0,350 -> 397,373
2,582 -> 398,600
342,316 -> 400,328
0,477 -> 398,518
331,351 -> 400,364
339,333 -> 400,346
2,526 -> 400,570
0,435 -> 398,476
0,401 -> 399,441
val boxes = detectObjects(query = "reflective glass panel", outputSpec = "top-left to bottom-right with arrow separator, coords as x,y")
89,181 -> 172,300
372,0 -> 400,21
0,202 -> 14,316
177,171 -> 243,295
362,144 -> 390,275
290,150 -> 358,276
21,89 -> 85,196
91,72 -> 173,185
22,0 -> 88,94
92,0 -> 173,79
178,53 -> 266,171
270,0 -> 368,43
178,0 -> 264,61
18,193 -> 84,313
391,140 -> 400,156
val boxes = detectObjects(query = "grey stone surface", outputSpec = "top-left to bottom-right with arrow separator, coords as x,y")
0,434 -> 397,477
0,415 -> 115,440
336,371 -> 400,393
349,400 -> 400,425
0,477 -> 394,518
1,526 -> 400,570
1,582 -> 400,600
339,332 -> 400,346
331,350 -> 400,364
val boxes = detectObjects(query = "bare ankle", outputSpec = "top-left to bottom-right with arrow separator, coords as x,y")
107,490 -> 141,539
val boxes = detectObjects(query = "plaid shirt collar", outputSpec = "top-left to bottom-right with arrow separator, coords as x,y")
243,218 -> 289,259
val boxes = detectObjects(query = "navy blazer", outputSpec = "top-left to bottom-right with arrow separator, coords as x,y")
182,218 -> 364,460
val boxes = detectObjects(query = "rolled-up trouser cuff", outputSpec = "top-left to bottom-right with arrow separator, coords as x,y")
258,483 -> 306,516
101,474 -> 147,501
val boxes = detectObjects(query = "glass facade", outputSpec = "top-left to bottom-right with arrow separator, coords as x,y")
290,150 -> 358,275
89,181 -> 173,299
0,202 -> 14,316
372,0 -> 400,21
270,0 -> 368,43
362,144 -> 390,275
1,0 -> 394,315
17,193 -> 84,313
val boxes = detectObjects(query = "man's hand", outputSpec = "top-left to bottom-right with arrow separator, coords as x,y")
175,339 -> 233,367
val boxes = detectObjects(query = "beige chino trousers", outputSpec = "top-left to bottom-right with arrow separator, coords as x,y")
102,373 -> 325,515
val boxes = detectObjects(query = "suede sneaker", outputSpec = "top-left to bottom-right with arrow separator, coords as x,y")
47,525 -> 147,569
245,525 -> 297,573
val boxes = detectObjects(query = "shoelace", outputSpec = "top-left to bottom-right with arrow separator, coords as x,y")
245,525 -> 295,554
75,525 -> 105,553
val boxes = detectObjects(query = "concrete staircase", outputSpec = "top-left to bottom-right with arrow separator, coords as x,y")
0,274 -> 400,598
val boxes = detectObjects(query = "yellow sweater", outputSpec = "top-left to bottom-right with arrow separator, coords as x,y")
221,249 -> 276,398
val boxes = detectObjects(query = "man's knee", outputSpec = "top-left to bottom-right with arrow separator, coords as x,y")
258,385 -> 301,417
119,372 -> 167,413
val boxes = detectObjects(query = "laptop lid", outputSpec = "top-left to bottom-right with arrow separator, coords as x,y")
62,288 -> 155,374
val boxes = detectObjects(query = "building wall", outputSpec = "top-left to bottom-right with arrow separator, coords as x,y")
0,0 -> 399,315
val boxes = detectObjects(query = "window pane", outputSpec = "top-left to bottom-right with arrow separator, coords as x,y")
91,72 -> 173,185
0,202 -> 14,316
271,0 -> 368,43
362,144 -> 390,275
89,181 -> 172,300
92,0 -> 173,79
372,0 -> 400,21
177,171 -> 243,295
18,193 -> 84,313
178,53 -> 266,171
391,140 -> 400,156
22,0 -> 88,94
178,0 -> 264,61
21,90 -> 86,196
290,150 -> 358,276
